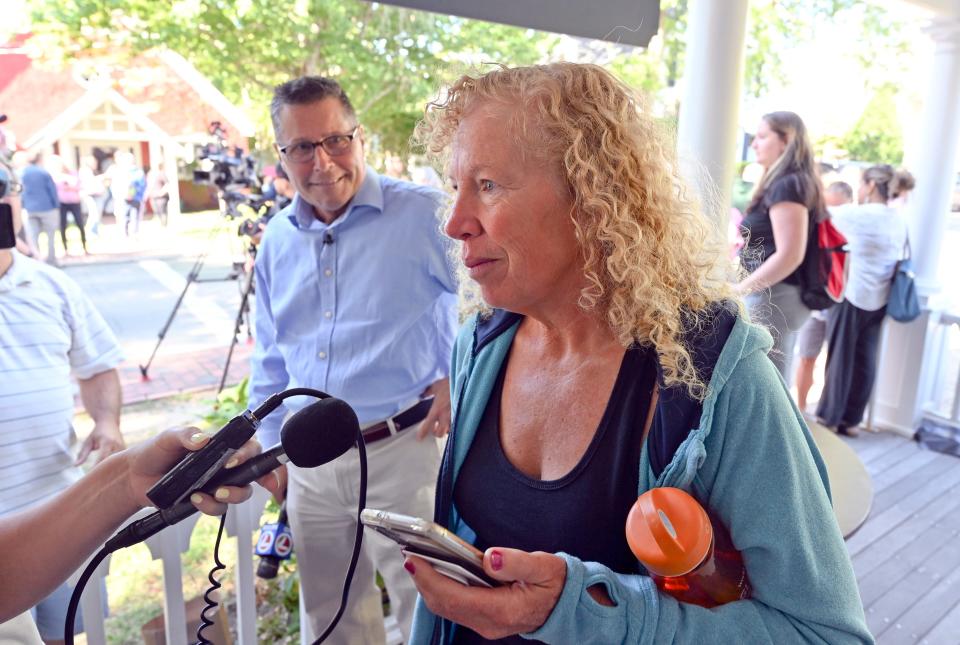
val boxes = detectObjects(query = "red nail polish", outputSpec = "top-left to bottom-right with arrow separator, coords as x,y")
490,550 -> 503,571
404,561 -> 416,575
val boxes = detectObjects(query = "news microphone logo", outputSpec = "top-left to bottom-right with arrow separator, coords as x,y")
256,522 -> 293,559
256,502 -> 292,579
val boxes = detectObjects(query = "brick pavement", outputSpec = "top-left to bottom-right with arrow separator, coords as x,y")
59,217 -> 258,408
121,338 -> 255,404
74,339 -> 254,410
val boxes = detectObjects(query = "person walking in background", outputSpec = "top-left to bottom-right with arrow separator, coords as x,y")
146,161 -> 170,227
105,152 -> 137,236
20,152 -> 60,266
78,155 -> 106,238
737,111 -> 824,381
817,165 -> 910,437
794,180 -> 854,412
6,152 -> 38,258
52,156 -> 88,256
126,165 -> 147,237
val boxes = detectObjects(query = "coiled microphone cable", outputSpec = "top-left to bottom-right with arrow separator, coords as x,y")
196,512 -> 228,644
63,387 -> 365,645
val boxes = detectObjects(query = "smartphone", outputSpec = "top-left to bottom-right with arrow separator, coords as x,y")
360,508 -> 499,588
0,203 -> 14,250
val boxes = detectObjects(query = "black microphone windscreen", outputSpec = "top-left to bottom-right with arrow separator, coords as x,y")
281,397 -> 359,468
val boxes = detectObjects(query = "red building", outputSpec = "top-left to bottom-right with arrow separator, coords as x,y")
0,36 -> 256,216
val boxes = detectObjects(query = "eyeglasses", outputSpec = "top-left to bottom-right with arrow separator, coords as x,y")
278,126 -> 360,163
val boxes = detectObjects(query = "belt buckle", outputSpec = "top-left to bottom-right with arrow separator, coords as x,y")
385,417 -> 399,436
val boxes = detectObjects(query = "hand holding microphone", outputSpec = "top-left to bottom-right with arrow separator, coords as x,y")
55,390 -> 361,645
107,396 -> 360,550
0,426 -> 265,623
123,426 -> 267,517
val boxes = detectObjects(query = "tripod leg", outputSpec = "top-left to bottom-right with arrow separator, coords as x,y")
139,221 -> 231,379
139,260 -> 203,380
219,265 -> 256,393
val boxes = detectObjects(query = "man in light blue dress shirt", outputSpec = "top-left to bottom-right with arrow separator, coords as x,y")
250,76 -> 458,645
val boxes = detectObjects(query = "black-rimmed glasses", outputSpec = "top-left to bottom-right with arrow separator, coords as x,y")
278,126 -> 360,163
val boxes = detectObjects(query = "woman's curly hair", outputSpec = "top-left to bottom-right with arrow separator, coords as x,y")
415,62 -> 740,399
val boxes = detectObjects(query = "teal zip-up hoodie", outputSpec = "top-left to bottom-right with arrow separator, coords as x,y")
410,312 -> 873,644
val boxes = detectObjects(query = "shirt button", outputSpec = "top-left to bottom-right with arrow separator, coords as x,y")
324,311 -> 332,319
324,269 -> 332,277
318,351 -> 327,359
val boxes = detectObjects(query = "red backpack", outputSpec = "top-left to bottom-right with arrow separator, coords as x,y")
797,212 -> 848,310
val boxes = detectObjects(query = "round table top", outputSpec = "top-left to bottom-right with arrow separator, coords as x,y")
808,421 -> 874,539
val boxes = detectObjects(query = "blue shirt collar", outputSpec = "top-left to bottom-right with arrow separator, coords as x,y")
289,165 -> 383,231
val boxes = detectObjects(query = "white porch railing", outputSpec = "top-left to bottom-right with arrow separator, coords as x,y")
72,486 -> 270,645
923,308 -> 960,426
72,486 -> 403,644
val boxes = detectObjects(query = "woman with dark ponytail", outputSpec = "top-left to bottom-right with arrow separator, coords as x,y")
738,111 -> 824,381
817,164 -> 910,436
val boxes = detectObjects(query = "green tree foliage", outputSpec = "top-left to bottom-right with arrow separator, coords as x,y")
29,0 -> 553,153
28,0 -> 912,153
838,84 -> 904,164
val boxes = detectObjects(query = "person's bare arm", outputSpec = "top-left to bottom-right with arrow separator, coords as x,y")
0,428 -> 270,622
76,368 -> 124,465
738,202 -> 809,294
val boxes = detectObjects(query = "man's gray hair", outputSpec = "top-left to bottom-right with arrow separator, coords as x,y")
270,77 -> 357,139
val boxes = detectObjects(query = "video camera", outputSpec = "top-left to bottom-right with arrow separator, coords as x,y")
192,121 -> 274,236
193,121 -> 259,191
222,190 -> 274,239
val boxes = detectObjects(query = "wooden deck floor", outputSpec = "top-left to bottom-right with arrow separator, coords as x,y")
844,429 -> 960,644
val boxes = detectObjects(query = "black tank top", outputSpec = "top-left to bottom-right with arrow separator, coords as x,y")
451,345 -> 657,645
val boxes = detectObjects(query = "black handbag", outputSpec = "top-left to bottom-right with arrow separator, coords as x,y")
887,237 -> 921,322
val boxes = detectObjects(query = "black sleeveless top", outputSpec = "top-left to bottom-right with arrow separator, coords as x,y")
451,345 -> 658,645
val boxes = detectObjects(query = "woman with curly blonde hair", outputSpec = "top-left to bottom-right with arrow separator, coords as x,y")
403,63 -> 869,644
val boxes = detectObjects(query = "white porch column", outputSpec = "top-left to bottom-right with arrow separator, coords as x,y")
872,18 -> 960,436
676,0 -> 750,220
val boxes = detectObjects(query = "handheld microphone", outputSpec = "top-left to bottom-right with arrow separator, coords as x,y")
146,392 -> 287,509
106,397 -> 359,551
256,501 -> 292,579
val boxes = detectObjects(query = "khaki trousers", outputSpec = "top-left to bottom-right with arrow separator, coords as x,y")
288,425 -> 442,645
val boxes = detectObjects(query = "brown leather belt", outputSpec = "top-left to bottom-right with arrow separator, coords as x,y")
360,398 -> 433,444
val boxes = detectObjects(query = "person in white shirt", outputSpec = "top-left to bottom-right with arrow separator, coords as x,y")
0,197 -> 125,643
794,180 -> 853,413
816,164 -> 911,436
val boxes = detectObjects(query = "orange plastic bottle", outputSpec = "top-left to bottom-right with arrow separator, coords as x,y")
625,487 -> 751,608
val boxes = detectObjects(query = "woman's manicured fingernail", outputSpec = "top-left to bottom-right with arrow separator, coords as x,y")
190,493 -> 204,504
404,561 -> 416,575
215,487 -> 229,501
224,457 -> 238,469
490,550 -> 503,571
190,431 -> 205,444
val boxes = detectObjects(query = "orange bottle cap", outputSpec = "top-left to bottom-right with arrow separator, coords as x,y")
625,487 -> 713,577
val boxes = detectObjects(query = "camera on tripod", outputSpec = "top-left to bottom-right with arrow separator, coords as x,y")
193,121 -> 258,190
191,121 -> 275,235
229,191 -> 273,239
